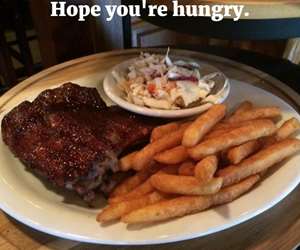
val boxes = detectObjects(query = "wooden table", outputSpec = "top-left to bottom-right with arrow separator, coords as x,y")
1,48 -> 300,250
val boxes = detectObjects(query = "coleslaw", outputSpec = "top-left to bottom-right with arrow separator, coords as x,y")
113,50 -> 221,110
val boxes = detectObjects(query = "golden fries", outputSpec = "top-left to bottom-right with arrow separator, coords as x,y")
226,107 -> 281,124
97,101 -> 300,227
182,104 -> 226,147
178,161 -> 195,176
109,179 -> 154,204
97,191 -> 167,223
212,175 -> 260,205
122,175 -> 259,224
150,122 -> 180,142
150,173 -> 222,195
194,155 -> 218,182
122,195 -> 212,224
110,163 -> 160,197
227,118 -> 300,165
218,138 -> 300,187
133,123 -> 190,171
231,101 -> 253,116
227,140 -> 261,165
154,145 -> 189,165
204,127 -> 234,140
214,101 -> 254,130
109,165 -> 178,203
213,119 -> 263,131
211,101 -> 254,135
188,119 -> 276,160
119,151 -> 137,171
276,118 -> 300,141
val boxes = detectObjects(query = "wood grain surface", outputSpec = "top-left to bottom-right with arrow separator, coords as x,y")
0,49 -> 300,250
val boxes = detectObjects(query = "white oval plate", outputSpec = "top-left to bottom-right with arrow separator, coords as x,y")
103,57 -> 230,118
0,80 -> 299,245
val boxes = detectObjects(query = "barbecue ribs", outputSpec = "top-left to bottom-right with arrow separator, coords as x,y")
1,83 -> 155,202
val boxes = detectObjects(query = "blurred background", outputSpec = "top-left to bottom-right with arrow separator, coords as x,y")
1,0 -> 300,94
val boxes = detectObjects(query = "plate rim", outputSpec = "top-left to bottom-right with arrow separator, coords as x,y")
0,165 -> 299,246
0,80 -> 300,245
1,48 -> 300,245
1,48 -> 299,111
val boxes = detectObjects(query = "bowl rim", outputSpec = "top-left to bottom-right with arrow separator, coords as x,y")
103,56 -> 230,118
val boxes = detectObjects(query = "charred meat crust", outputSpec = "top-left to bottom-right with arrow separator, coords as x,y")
1,83 -> 155,202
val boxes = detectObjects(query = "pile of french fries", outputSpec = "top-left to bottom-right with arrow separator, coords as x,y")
97,101 -> 300,225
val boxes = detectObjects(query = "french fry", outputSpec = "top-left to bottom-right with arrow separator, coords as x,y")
122,195 -> 212,224
109,179 -> 154,204
227,140 -> 261,165
227,118 -> 300,164
122,195 -> 212,225
212,101 -> 254,133
204,127 -> 235,140
150,122 -> 180,142
194,155 -> 218,182
218,139 -> 300,187
261,118 -> 300,148
178,161 -> 195,176
110,163 -> 161,197
231,101 -> 253,116
213,119 -> 263,132
188,119 -> 276,160
275,118 -> 300,141
109,166 -> 178,203
154,145 -> 189,165
212,175 -> 260,204
150,173 -> 223,195
133,123 -> 190,171
226,107 -> 281,124
122,175 -> 259,224
207,119 -> 278,141
97,191 -> 166,223
119,151 -> 137,171
212,101 -> 254,132
182,104 -> 226,147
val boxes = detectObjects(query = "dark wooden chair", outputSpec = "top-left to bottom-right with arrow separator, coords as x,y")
29,0 -> 95,68
0,2 -> 16,88
0,0 -> 34,90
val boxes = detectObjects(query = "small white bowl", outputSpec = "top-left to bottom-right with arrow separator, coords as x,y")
103,56 -> 230,118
